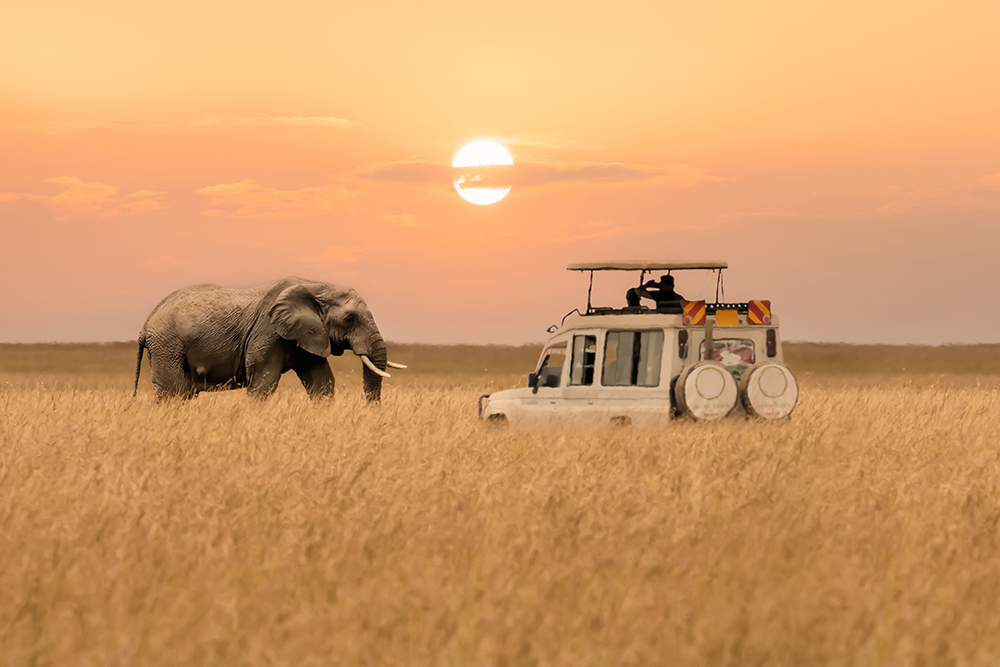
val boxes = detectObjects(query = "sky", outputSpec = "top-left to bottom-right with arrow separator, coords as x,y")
1,0 -> 998,345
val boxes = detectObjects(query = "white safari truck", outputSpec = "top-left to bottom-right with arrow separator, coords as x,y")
478,261 -> 799,425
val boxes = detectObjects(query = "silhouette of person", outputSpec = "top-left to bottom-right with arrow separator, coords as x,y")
625,274 -> 684,307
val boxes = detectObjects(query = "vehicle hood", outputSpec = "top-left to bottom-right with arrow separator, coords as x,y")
487,387 -> 533,401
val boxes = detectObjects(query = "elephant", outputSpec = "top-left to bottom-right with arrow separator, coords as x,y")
132,276 -> 405,401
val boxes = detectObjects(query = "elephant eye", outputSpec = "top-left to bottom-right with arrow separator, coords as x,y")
343,314 -> 354,327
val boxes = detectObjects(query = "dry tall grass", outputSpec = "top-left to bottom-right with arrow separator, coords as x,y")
2,344 -> 1000,665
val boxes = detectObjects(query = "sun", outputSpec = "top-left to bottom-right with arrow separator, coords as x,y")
452,140 -> 513,205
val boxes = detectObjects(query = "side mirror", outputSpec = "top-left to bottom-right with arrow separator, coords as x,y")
527,372 -> 538,389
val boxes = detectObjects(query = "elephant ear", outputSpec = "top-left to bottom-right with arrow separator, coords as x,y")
268,284 -> 331,357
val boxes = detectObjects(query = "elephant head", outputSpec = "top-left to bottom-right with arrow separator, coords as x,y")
267,281 -> 401,401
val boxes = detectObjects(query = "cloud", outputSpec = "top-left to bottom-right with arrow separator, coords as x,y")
720,174 -> 1000,223
500,134 -> 580,149
319,246 -> 360,263
23,120 -> 168,133
193,116 -> 350,128
874,179 -> 1000,216
356,159 -> 718,190
196,180 -> 355,219
144,255 -> 193,273
46,177 -> 119,215
473,221 -> 640,246
977,173 -> 1000,190
356,161 -> 450,184
380,213 -> 423,227
0,192 -> 42,203
0,177 -> 167,218
123,198 -> 168,214
508,162 -> 718,188
24,116 -> 350,134
538,223 -> 639,245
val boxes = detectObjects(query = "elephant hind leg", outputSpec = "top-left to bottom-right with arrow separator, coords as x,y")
149,348 -> 196,400
293,356 -> 335,399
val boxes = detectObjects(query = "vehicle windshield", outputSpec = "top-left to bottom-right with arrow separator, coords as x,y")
536,344 -> 567,388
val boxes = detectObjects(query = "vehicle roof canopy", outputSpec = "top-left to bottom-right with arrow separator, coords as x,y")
567,260 -> 728,271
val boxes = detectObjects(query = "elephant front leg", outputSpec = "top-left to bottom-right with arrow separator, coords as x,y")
293,356 -> 335,399
246,355 -> 284,400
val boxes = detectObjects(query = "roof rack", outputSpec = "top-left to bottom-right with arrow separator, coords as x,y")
568,260 -> 729,314
567,260 -> 727,271
558,302 -> 757,327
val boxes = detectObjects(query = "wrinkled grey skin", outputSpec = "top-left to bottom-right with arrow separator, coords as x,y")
133,277 -> 388,401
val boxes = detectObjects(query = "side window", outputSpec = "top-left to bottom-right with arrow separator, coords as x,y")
536,345 -> 567,388
569,335 -> 597,386
602,330 -> 664,387
700,338 -> 755,378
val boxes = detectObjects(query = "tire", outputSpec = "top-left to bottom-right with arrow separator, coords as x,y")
740,362 -> 799,419
674,361 -> 739,421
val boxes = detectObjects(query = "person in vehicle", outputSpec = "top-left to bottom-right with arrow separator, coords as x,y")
625,274 -> 685,306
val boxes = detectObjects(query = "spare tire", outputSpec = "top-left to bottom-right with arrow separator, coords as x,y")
674,361 -> 739,421
740,362 -> 799,419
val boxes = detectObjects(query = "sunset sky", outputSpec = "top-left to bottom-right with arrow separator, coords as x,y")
2,1 -> 998,345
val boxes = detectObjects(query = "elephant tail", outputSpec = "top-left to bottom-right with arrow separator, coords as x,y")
133,332 -> 146,400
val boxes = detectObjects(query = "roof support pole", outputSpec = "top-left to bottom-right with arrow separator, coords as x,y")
587,270 -> 594,313
704,318 -> 715,362
715,270 -> 722,303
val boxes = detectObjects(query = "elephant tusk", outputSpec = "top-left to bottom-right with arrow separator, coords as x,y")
361,355 -> 391,378
386,361 -> 407,369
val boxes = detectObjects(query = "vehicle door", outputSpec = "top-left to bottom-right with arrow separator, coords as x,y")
598,329 -> 669,421
523,339 -> 569,420
561,331 -> 602,420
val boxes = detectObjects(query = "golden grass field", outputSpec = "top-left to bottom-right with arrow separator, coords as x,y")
2,342 -> 1000,666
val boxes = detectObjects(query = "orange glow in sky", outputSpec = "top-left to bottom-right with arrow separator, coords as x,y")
1,1 -> 999,344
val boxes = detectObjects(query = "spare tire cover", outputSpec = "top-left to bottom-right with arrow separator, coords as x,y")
675,361 -> 739,421
740,361 -> 799,419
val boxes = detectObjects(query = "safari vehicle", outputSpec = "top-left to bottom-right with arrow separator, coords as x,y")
477,261 -> 799,425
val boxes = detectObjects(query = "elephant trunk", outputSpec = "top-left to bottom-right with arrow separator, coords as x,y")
361,336 -> 387,402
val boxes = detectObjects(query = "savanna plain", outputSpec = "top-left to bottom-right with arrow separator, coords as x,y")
2,342 -> 1000,666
